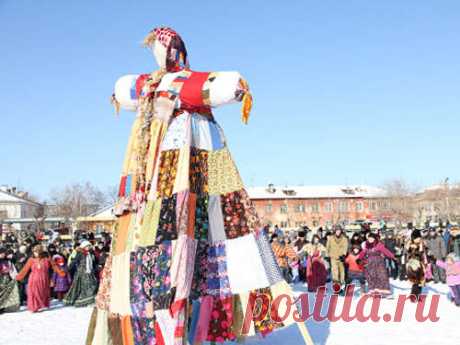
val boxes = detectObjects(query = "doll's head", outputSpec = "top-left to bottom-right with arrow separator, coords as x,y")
143,27 -> 188,72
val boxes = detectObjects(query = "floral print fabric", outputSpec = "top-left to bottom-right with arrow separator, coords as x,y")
221,189 -> 259,239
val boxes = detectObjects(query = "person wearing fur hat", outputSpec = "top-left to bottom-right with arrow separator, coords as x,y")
436,253 -> 460,306
0,246 -> 20,313
63,240 -> 98,307
16,244 -> 65,312
51,254 -> 72,301
404,229 -> 427,301
358,233 -> 395,296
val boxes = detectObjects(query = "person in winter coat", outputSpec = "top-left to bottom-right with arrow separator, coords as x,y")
326,227 -> 349,287
405,230 -> 426,301
425,228 -> 447,283
271,235 -> 298,283
0,247 -> 20,313
358,233 -> 395,296
447,227 -> 460,258
345,245 -> 366,293
63,241 -> 98,307
51,254 -> 72,301
13,245 -> 28,305
436,253 -> 460,306
15,244 -> 65,312
305,235 -> 328,292
349,233 -> 363,251
383,231 -> 398,279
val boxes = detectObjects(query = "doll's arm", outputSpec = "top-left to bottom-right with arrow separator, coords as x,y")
204,71 -> 253,124
111,74 -> 150,112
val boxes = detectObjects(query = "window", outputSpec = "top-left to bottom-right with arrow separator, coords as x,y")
370,202 -> 377,211
356,201 -> 363,212
280,221 -> 288,228
324,202 -> 332,212
339,201 -> 348,212
294,204 -> 305,213
280,205 -> 288,214
265,204 -> 273,213
311,203 -> 320,213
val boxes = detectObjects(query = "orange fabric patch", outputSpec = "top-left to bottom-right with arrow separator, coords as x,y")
187,193 -> 197,239
121,315 -> 135,345
115,213 -> 132,255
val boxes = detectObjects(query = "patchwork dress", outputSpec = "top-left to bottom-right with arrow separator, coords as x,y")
86,67 -> 313,345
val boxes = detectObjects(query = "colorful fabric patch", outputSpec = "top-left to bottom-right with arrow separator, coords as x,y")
170,234 -> 197,300
130,249 -> 149,317
208,148 -> 244,195
142,242 -> 173,310
138,199 -> 161,247
206,242 -> 231,297
131,317 -> 155,345
221,190 -> 252,239
191,114 -> 213,150
113,213 -> 132,255
207,296 -> 235,342
208,195 -> 227,243
194,195 -> 209,240
172,146 -> 190,194
160,113 -> 190,150
189,147 -> 208,195
190,241 -> 209,299
175,190 -> 190,236
249,288 -> 283,337
208,120 -> 225,150
156,195 -> 177,243
95,255 -> 112,311
254,232 -> 283,285
156,149 -> 180,198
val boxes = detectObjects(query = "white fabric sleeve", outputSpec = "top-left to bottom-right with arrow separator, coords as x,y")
113,74 -> 141,112
207,71 -> 242,107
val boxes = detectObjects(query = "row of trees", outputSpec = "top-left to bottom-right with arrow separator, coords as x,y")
46,182 -> 117,219
378,178 -> 460,226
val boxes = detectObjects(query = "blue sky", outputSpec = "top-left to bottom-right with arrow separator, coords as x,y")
1,0 -> 459,199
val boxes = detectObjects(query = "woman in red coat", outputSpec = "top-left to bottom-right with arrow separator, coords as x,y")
16,245 -> 64,312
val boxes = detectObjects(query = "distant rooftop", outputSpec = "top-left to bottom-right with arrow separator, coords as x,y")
247,184 -> 386,200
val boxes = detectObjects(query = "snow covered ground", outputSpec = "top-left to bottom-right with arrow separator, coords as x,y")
1,280 -> 459,345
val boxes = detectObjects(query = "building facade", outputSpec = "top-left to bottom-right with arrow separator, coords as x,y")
247,184 -> 388,229
0,186 -> 44,230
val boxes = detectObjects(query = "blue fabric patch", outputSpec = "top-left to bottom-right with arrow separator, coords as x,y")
209,121 -> 224,150
188,300 -> 201,344
125,174 -> 132,196
130,78 -> 137,100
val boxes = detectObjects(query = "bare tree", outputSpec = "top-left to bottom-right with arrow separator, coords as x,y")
380,178 -> 417,225
49,182 -> 110,220
105,185 -> 119,205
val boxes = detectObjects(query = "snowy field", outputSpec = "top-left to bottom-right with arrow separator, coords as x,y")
1,280 -> 459,345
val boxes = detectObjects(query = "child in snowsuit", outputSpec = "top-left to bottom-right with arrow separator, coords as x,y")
436,253 -> 460,306
51,255 -> 72,301
345,245 -> 366,293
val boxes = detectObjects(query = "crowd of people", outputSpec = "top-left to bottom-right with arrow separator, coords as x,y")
0,230 -> 111,314
267,223 -> 460,305
1,223 -> 460,316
